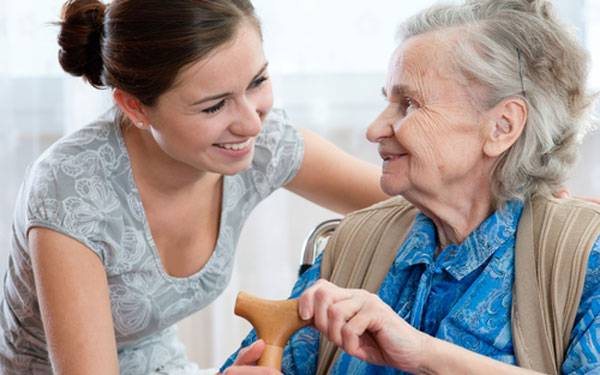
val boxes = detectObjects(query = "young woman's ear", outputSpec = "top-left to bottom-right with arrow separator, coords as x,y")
113,89 -> 151,130
482,97 -> 528,157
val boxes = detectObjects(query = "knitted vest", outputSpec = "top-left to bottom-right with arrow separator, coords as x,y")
315,195 -> 600,375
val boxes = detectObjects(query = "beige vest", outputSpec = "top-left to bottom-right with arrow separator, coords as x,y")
315,195 -> 600,375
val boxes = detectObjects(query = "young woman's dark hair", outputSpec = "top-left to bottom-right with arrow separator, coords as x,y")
57,0 -> 261,105
0,1 -> 392,373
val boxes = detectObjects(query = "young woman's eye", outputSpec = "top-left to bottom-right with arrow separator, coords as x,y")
249,76 -> 269,89
202,99 -> 225,114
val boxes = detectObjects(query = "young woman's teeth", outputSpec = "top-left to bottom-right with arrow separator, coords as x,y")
218,139 -> 250,151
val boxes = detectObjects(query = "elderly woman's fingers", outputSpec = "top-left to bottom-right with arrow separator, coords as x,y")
340,295 -> 385,353
232,340 -> 265,366
298,279 -> 323,319
326,294 -> 366,346
298,279 -> 352,325
311,283 -> 352,332
342,320 -> 384,364
340,310 -> 371,356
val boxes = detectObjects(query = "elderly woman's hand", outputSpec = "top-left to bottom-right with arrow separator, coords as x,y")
221,340 -> 282,375
298,279 -> 428,372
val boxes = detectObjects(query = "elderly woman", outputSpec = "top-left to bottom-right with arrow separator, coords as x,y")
222,0 -> 600,374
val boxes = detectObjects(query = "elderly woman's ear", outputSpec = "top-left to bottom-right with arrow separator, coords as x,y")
482,97 -> 528,158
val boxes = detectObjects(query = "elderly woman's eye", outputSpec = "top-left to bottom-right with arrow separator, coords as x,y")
401,97 -> 419,114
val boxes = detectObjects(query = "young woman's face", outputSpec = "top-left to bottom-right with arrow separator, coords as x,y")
143,22 -> 273,176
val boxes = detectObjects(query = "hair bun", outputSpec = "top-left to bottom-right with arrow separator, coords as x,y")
57,0 -> 106,88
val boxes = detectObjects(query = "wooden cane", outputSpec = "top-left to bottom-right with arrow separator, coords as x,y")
234,291 -> 312,370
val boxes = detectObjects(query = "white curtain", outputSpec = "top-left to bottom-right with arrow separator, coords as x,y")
1,0 -> 599,370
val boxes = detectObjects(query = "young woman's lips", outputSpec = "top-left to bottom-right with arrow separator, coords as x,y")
213,139 -> 253,159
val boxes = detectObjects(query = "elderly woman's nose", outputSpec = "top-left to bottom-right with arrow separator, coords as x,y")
366,115 -> 394,143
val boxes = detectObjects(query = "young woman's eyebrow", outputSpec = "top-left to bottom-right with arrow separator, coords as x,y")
191,62 -> 269,106
247,62 -> 269,88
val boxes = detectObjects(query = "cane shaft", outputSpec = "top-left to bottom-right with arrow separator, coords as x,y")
257,344 -> 284,369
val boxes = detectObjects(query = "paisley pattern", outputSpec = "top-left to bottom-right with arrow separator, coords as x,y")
0,108 -> 304,374
223,201 -> 600,374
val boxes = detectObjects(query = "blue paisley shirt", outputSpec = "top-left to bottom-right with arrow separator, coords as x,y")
223,200 -> 600,374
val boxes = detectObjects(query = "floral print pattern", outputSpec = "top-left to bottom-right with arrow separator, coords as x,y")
0,108 -> 304,374
223,201 -> 600,374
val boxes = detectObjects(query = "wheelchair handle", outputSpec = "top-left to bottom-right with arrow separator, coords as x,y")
299,218 -> 341,276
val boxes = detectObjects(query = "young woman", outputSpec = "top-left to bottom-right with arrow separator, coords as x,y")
0,1 -> 387,374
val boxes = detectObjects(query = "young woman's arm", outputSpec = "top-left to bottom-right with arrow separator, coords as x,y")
285,129 -> 389,214
287,131 -> 600,214
29,228 -> 119,375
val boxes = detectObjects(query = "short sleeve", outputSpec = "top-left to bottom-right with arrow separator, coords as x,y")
20,135 -> 119,262
250,108 -> 305,198
562,235 -> 600,374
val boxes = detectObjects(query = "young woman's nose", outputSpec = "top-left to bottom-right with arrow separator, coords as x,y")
230,98 -> 264,136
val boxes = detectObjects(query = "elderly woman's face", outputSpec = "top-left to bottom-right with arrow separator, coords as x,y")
367,33 -> 490,199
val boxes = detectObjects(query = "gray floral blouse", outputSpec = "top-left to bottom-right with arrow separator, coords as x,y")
0,108 -> 304,374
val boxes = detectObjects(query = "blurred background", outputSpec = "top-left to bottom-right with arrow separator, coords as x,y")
1,0 -> 599,369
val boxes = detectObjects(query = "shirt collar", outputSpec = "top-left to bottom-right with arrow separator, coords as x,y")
392,200 -> 524,280
392,212 -> 437,270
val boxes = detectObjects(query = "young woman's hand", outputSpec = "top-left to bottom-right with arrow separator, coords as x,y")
221,340 -> 282,375
554,188 -> 600,204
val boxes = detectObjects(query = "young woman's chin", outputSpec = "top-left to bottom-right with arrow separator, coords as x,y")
219,162 -> 253,176
209,153 -> 255,176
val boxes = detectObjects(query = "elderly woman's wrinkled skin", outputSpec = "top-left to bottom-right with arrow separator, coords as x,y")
294,32 -> 536,375
367,33 -> 489,200
367,32 -> 527,247
223,31 -> 545,375
224,21 -> 597,375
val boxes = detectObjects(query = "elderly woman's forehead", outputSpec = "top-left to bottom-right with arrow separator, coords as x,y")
386,33 -> 457,94
392,33 -> 453,72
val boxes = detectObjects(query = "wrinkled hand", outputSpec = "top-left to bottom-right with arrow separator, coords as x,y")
222,340 -> 282,375
298,279 -> 427,372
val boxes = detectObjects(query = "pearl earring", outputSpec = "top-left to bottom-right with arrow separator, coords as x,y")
136,122 -> 145,129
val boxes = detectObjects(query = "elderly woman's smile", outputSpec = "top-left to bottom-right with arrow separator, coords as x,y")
367,32 -> 498,230
223,1 -> 600,373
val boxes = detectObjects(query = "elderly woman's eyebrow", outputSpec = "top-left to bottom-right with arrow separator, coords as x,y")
381,84 -> 420,99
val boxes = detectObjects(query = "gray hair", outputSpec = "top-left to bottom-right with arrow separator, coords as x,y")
398,0 -> 596,205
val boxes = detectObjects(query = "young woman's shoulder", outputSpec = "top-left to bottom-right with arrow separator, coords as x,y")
249,108 -> 305,197
34,113 -> 120,174
16,112 -> 128,259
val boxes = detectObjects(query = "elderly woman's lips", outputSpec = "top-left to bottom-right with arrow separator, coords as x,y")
381,153 -> 407,161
